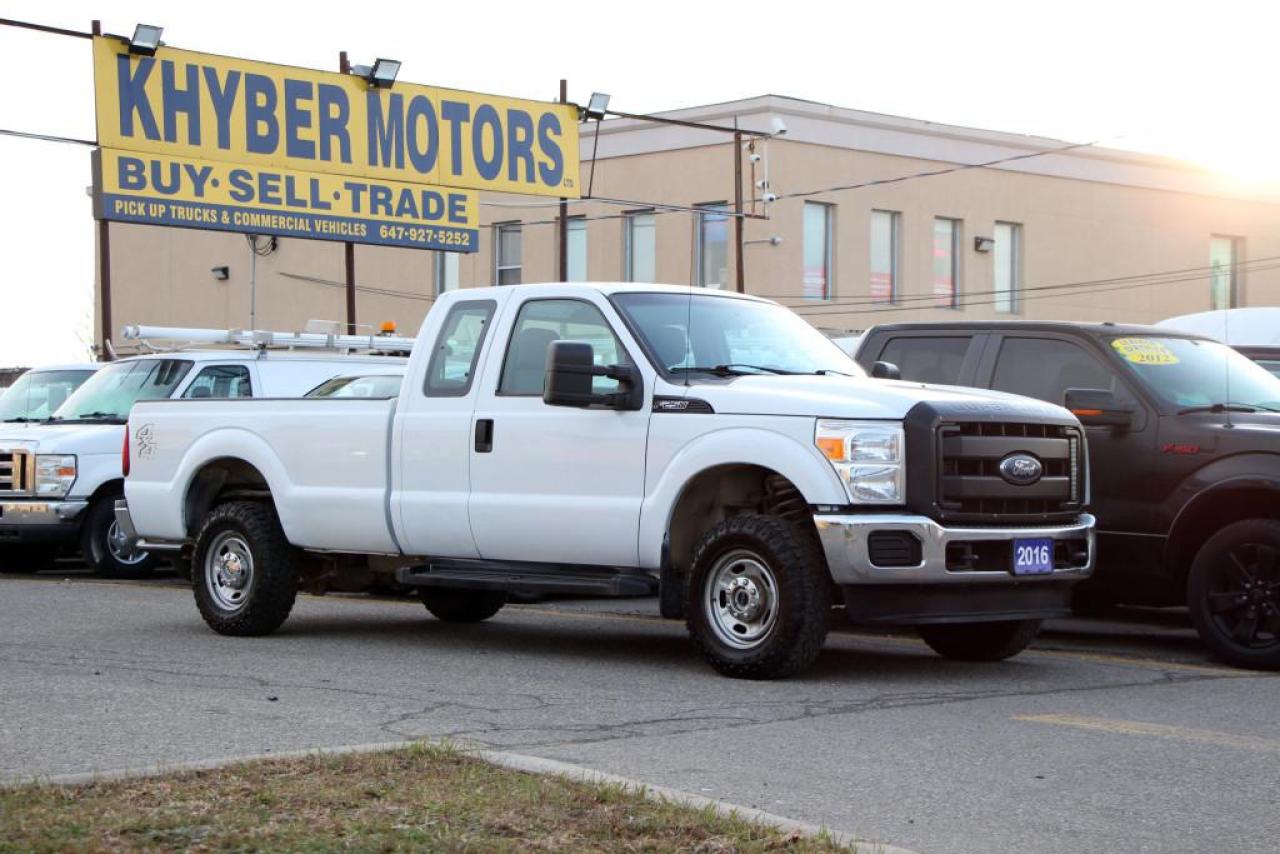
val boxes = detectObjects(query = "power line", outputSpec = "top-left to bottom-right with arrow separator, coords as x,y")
764,255 -> 1280,309
279,270 -> 437,303
789,261 -> 1280,317
0,127 -> 95,146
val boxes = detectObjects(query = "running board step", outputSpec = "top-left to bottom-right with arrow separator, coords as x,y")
396,559 -> 657,597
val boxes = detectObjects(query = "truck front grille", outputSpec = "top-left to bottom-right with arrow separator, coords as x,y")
935,422 -> 1082,524
0,449 -> 32,496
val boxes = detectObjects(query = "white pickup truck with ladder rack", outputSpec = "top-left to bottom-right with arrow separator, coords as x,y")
0,324 -> 406,577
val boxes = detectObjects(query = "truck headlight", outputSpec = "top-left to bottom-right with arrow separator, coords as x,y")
815,420 -> 905,505
35,455 -> 76,498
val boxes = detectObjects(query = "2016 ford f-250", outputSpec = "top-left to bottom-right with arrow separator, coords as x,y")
119,284 -> 1095,678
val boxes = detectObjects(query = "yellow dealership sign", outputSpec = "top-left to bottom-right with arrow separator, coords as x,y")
94,149 -> 479,250
91,37 -> 580,250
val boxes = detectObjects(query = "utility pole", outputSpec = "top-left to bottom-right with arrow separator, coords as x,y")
340,50 -> 357,332
557,78 -> 568,282
733,125 -> 745,294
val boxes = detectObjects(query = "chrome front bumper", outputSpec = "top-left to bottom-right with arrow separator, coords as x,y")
0,499 -> 88,527
815,512 -> 1095,585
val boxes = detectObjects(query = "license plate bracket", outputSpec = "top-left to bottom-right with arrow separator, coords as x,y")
1012,538 -> 1054,576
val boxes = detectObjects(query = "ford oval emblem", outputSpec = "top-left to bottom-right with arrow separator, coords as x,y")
999,453 -> 1043,486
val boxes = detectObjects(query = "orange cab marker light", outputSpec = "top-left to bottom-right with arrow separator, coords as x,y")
1071,409 -> 1103,417
379,321 -> 397,334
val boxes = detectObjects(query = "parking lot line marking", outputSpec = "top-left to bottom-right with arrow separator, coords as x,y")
1014,714 -> 1280,753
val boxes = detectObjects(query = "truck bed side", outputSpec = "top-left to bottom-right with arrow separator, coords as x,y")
126,397 -> 399,554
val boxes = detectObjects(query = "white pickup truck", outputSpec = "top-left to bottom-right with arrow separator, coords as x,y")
0,350 -> 404,577
121,283 -> 1095,678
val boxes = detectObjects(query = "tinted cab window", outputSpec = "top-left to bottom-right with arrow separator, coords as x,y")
990,337 -> 1136,408
876,336 -> 972,385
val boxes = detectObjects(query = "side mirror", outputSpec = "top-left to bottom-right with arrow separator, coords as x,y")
543,341 -> 642,410
1065,388 -> 1133,429
870,361 -> 901,381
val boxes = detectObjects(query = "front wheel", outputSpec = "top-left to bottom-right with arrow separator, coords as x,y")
1187,519 -> 1280,671
685,514 -> 831,679
918,619 -> 1042,661
192,501 -> 298,636
82,496 -> 157,579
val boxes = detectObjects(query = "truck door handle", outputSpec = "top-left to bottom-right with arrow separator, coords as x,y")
475,419 -> 494,453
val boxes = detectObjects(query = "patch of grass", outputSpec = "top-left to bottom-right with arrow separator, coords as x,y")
0,744 -> 853,852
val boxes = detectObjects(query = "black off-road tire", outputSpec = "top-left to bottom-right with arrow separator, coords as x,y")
81,495 -> 157,579
1187,518 -> 1280,671
421,588 -> 507,622
917,619 -> 1042,662
192,501 -> 298,637
685,514 -> 831,680
0,545 -> 58,574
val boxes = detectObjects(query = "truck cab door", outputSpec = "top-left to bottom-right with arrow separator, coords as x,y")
467,293 -> 652,567
393,298 -> 501,558
980,333 -> 1160,591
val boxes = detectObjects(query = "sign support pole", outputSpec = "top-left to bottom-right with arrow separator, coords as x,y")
91,18 -> 113,360
558,78 -> 568,282
340,50 -> 357,333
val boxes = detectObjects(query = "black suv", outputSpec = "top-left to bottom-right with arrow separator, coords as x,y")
855,321 -> 1280,670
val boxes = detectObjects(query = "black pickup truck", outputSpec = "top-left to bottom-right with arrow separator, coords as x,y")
855,321 -> 1280,670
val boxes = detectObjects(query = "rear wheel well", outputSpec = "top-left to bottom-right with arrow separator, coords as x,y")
1168,487 -> 1280,589
664,465 -> 821,616
185,458 -> 273,538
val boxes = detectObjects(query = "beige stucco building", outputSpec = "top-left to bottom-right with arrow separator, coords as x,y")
95,95 -> 1280,353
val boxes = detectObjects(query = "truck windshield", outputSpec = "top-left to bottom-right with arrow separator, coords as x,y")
1107,336 -> 1280,411
0,370 -> 96,422
612,292 -> 860,378
50,359 -> 193,423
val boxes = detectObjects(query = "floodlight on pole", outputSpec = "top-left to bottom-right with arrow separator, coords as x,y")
583,92 -> 611,121
129,23 -> 163,56
351,58 -> 401,88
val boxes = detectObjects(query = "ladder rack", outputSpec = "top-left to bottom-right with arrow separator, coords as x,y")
120,325 -> 416,353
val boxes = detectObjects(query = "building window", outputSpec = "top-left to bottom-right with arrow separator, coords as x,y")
993,221 -> 1021,314
1210,235 -> 1243,309
624,211 -> 656,282
435,251 -> 460,295
566,217 -> 587,282
695,202 -> 730,288
870,210 -> 899,303
494,223 -> 522,286
803,202 -> 833,300
933,218 -> 961,308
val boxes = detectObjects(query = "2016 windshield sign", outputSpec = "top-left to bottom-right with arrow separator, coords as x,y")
91,37 -> 580,250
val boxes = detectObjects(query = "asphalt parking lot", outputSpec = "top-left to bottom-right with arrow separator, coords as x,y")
3,567 -> 1278,854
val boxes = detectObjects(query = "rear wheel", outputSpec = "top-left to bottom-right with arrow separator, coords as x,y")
0,545 -> 58,575
1187,519 -> 1280,671
82,496 -> 156,579
420,588 -> 506,622
685,514 -> 830,679
192,501 -> 298,636
918,619 -> 1042,661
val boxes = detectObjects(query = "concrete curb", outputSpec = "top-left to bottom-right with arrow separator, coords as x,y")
8,738 -> 915,854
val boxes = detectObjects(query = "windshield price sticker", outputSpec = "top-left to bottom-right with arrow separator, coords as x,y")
1112,338 -> 1180,365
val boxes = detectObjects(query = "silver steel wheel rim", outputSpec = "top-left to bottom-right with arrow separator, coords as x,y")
704,549 -> 779,650
206,532 -> 254,612
106,520 -> 149,566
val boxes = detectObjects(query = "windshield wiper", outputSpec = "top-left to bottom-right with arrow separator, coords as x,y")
670,364 -> 798,377
2,417 -> 36,423
813,368 -> 854,377
48,411 -> 125,423
1176,402 -> 1280,415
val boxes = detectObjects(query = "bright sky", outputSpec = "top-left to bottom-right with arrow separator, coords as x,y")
2,0 -> 1277,364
